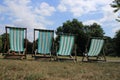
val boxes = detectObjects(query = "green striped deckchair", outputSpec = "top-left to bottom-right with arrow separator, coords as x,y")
4,26 -> 27,59
56,34 -> 77,62
33,29 -> 54,60
82,37 -> 106,62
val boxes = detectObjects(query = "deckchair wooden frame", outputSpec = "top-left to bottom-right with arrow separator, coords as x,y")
82,37 -> 106,62
33,29 -> 54,60
55,34 -> 77,62
4,26 -> 27,59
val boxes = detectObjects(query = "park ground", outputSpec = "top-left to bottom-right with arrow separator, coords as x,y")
0,54 -> 120,80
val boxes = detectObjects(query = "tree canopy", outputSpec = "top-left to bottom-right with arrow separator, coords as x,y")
114,30 -> 120,56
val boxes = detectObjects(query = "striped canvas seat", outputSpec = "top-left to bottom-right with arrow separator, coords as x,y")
9,28 -> 25,52
37,30 -> 54,54
56,34 -> 77,62
4,26 -> 27,59
82,37 -> 106,62
33,29 -> 54,59
57,35 -> 74,56
88,39 -> 104,56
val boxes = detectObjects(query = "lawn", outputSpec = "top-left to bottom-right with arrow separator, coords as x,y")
0,55 -> 120,80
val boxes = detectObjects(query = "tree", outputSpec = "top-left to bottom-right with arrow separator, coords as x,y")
104,36 -> 116,56
0,33 -> 9,53
89,23 -> 104,37
114,30 -> 120,56
25,39 -> 33,54
111,0 -> 120,21
0,36 -> 2,52
84,23 -> 104,37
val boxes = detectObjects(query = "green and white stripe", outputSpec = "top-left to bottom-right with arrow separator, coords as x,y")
57,35 -> 74,56
38,31 -> 53,54
88,39 -> 104,56
9,28 -> 24,52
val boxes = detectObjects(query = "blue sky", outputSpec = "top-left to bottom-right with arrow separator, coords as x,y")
0,0 -> 120,41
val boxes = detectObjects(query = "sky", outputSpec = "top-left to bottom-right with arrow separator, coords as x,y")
0,0 -> 120,42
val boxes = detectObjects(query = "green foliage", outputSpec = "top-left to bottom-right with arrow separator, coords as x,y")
111,0 -> 120,21
56,19 -> 104,55
56,19 -> 84,34
111,0 -> 120,13
104,36 -> 116,56
114,30 -> 120,56
0,36 -> 2,52
84,23 -> 104,37
0,33 -> 8,53
24,39 -> 33,54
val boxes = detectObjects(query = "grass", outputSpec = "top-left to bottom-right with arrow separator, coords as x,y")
0,55 -> 120,80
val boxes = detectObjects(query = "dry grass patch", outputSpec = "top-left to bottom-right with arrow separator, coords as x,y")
0,55 -> 120,80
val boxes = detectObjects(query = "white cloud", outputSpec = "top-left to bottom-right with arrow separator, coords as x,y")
3,0 -> 45,29
57,0 -> 101,17
57,4 -> 67,12
35,2 -> 56,16
0,0 -> 120,40
83,3 -> 117,28
0,0 -> 56,41
100,5 -> 118,23
58,0 -> 119,37
83,20 -> 101,25
0,5 -> 7,14
113,26 -> 120,33
57,0 -> 114,18
98,2 -> 120,36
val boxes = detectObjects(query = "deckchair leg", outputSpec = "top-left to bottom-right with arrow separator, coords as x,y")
7,49 -> 11,54
82,55 -> 89,62
49,53 -> 52,61
54,56 -> 59,62
103,52 -> 106,61
96,56 -> 99,61
103,55 -> 106,62
50,56 -> 52,61
97,55 -> 106,62
22,49 -> 26,59
82,56 -> 85,62
24,55 -> 26,59
86,57 -> 89,61
75,56 -> 77,62
55,54 -> 59,61
33,50 -> 37,59
56,57 -> 60,62
69,55 -> 75,63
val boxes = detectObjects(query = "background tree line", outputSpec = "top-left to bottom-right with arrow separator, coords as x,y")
0,18 -> 119,56
55,19 -> 116,56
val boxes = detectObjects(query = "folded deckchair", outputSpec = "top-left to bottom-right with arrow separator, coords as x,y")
4,26 -> 27,59
55,34 -> 77,62
33,29 -> 54,60
82,37 -> 106,62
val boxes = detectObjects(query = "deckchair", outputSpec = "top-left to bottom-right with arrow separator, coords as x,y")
4,26 -> 27,59
33,29 -> 54,60
82,37 -> 106,62
55,34 -> 77,62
